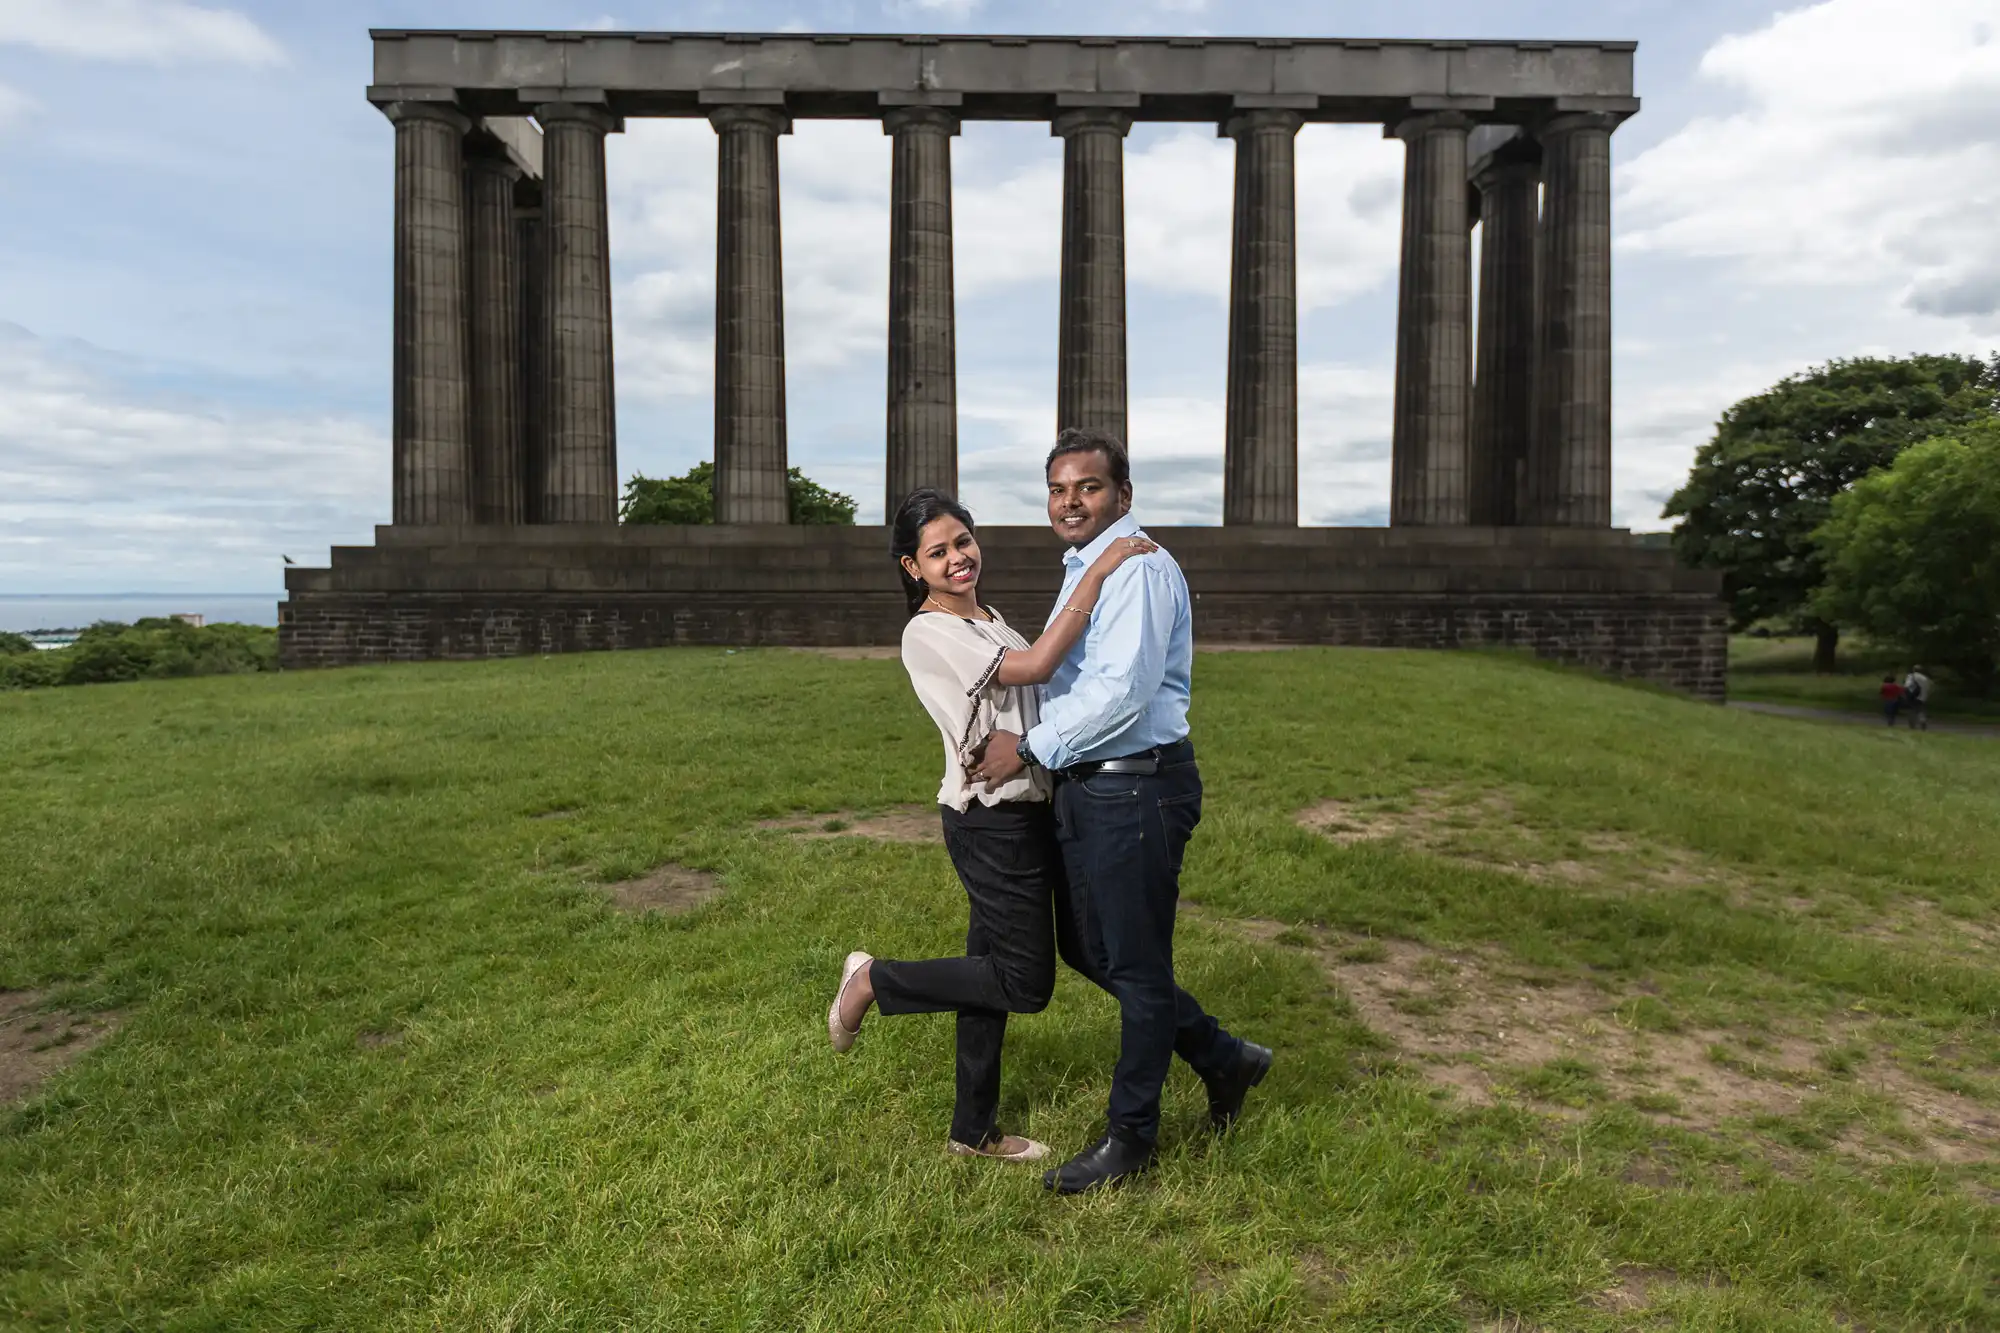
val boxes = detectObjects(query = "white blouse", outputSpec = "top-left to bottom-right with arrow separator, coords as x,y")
901,610 -> 1054,812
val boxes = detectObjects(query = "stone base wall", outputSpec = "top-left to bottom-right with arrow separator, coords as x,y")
281,525 -> 1728,699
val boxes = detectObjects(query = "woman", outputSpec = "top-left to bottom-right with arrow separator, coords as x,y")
824,488 -> 1154,1163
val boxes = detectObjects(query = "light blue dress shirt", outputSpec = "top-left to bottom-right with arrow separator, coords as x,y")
1024,512 -> 1193,770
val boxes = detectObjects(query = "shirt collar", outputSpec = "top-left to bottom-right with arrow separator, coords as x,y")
1063,511 -> 1142,567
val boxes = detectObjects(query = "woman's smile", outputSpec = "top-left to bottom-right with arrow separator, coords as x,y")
946,561 -> 978,585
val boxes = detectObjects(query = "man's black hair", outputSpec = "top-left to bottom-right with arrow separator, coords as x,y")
1044,427 -> 1131,488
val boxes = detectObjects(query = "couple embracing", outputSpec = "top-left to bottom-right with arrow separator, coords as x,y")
825,427 -> 1272,1196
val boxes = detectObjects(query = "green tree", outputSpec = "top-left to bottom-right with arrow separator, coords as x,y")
1812,420 -> 2000,695
0,631 -> 33,655
621,463 -> 716,524
620,462 -> 857,526
1662,354 -> 1997,670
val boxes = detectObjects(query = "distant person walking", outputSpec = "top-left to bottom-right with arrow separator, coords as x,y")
1902,666 -> 1932,730
1879,676 -> 1904,727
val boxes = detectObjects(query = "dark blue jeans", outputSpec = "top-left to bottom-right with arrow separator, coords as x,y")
1052,741 -> 1242,1145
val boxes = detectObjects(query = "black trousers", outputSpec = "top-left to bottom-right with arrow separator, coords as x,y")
1051,741 -> 1242,1144
870,788 -> 1237,1148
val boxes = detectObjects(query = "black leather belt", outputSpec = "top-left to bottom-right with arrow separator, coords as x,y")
1056,739 -> 1194,782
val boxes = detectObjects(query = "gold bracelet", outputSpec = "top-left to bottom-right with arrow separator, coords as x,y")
1061,604 -> 1091,618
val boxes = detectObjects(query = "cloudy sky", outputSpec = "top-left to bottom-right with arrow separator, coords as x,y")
1,0 -> 1996,593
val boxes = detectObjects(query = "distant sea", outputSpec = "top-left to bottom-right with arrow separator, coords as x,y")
0,594 -> 281,633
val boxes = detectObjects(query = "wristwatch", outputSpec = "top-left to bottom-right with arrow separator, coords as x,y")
1016,734 -> 1039,769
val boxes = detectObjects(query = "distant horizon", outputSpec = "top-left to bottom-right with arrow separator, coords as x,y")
0,592 -> 282,634
0,592 -> 282,600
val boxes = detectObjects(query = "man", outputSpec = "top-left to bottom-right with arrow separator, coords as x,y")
1903,665 -> 1932,731
972,427 -> 1272,1196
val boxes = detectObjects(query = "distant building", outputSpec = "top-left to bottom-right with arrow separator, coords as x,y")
172,613 -> 204,628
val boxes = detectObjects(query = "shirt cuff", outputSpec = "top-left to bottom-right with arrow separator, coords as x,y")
1025,720 -> 1073,771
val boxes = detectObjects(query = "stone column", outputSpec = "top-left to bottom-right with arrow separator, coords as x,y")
1469,137 -> 1541,526
464,139 -> 525,525
1389,111 -> 1473,527
710,105 -> 791,524
514,186 -> 549,522
1222,109 -> 1303,526
386,101 -> 472,526
1053,108 -> 1131,441
1528,113 -> 1616,527
883,107 -> 959,516
535,102 -> 619,524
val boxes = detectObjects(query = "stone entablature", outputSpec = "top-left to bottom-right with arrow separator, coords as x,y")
369,31 -> 1636,119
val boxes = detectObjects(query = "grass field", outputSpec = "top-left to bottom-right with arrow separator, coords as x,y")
1728,636 -> 2000,722
2,646 -> 1996,1331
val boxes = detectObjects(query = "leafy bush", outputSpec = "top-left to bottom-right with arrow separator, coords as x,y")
0,631 -> 34,655
0,621 -> 278,692
621,462 -> 857,526
0,652 -> 62,690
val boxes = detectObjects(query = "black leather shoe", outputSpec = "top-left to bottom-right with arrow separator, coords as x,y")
1205,1041 -> 1273,1132
1041,1129 -> 1155,1195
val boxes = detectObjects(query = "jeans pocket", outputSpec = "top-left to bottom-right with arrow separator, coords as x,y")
1077,773 -> 1142,800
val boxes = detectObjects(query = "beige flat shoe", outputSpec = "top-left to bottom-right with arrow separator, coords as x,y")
948,1135 -> 1052,1164
826,950 -> 872,1053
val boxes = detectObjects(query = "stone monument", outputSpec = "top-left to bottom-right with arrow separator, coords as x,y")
280,29 -> 1726,699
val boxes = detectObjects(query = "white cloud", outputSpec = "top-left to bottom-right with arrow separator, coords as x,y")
0,325 -> 382,589
897,0 -> 984,17
1619,0 -> 2000,324
0,78 -> 32,125
1127,124 -> 1402,310
0,0 -> 284,66
610,119 -> 892,401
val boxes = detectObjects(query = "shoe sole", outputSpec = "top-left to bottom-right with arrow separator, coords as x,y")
1210,1046 -> 1274,1132
1043,1164 -> 1148,1196
948,1137 -> 1053,1164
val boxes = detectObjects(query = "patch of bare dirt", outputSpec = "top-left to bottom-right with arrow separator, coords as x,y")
357,1029 -> 402,1050
1294,788 -> 1734,892
1855,898 -> 2000,959
1219,918 -> 2000,1165
603,864 -> 723,915
1588,1266 -> 1679,1314
759,805 -> 941,844
789,646 -> 900,660
1,991 -> 117,1105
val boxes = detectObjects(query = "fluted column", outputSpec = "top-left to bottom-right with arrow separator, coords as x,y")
465,141 -> 524,525
514,188 -> 548,522
1389,112 -> 1473,526
536,102 -> 619,524
386,101 -> 472,526
1528,113 -> 1616,527
1053,109 -> 1131,441
883,107 -> 959,515
1469,138 -> 1541,526
1222,109 -> 1302,526
711,105 -> 791,524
